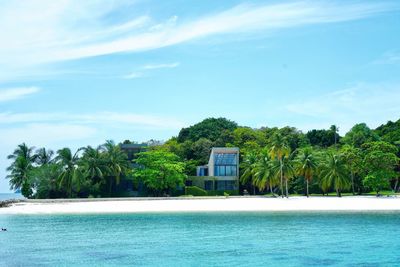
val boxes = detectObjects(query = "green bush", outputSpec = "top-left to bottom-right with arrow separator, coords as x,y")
224,192 -> 230,197
185,186 -> 208,196
207,190 -> 239,196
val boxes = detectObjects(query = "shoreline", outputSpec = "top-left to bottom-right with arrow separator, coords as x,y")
1,196 -> 400,215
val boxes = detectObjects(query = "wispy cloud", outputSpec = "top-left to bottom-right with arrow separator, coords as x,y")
143,62 -> 180,70
0,1 -> 397,81
0,87 -> 40,102
284,82 -> 400,133
0,111 -> 185,130
371,50 -> 400,65
122,72 -> 144,79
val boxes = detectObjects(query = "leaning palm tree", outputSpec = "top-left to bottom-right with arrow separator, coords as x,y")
253,152 -> 277,196
55,147 -> 83,198
269,134 -> 291,197
101,140 -> 129,194
240,150 -> 258,195
319,152 -> 351,197
296,147 -> 319,197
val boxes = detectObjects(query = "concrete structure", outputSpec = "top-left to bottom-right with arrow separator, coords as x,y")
189,147 -> 239,193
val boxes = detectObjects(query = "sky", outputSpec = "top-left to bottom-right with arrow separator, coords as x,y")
1,0 -> 400,192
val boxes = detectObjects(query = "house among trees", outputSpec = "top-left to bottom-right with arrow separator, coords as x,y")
187,147 -> 239,194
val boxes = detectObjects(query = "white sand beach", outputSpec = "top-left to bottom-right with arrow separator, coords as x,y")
1,196 -> 400,215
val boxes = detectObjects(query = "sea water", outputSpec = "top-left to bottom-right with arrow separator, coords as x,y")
1,212 -> 400,266
0,193 -> 24,201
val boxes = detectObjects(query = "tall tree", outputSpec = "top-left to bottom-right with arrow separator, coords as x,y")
240,150 -> 258,195
102,140 -> 129,194
6,143 -> 36,197
269,134 -> 291,197
55,148 -> 83,198
320,153 -> 351,197
253,152 -> 277,195
296,147 -> 318,197
35,148 -> 54,165
362,141 -> 399,195
134,150 -> 187,196
341,145 -> 362,194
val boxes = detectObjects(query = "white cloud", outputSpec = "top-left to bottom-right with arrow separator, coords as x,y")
284,82 -> 400,133
0,87 -> 40,102
143,62 -> 180,70
0,1 -> 397,81
0,111 -> 185,130
122,72 -> 144,79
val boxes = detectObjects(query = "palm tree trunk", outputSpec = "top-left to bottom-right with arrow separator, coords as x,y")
280,158 -> 284,198
285,178 -> 289,198
270,183 -> 274,196
351,172 -> 355,195
393,178 -> 399,193
306,180 -> 309,198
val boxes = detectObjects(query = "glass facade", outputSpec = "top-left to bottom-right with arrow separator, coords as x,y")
204,180 -> 213,190
197,167 -> 208,176
215,180 -> 236,190
214,153 -> 237,176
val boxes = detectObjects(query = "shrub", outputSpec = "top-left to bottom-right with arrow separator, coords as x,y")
185,186 -> 208,196
224,192 -> 230,197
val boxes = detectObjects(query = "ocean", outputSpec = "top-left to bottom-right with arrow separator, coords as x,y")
1,212 -> 400,266
0,193 -> 24,201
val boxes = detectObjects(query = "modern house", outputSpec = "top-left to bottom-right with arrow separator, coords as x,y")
188,147 -> 239,194
118,143 -> 148,196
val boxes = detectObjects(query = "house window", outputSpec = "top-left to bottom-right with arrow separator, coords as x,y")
215,180 -> 236,191
204,180 -> 213,190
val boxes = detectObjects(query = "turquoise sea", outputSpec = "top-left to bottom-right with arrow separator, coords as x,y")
1,212 -> 400,266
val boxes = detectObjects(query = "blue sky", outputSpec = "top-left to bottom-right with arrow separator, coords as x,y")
1,0 -> 400,192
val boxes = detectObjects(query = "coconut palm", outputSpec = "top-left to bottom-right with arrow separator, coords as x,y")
6,156 -> 32,193
80,146 -> 107,185
320,153 -> 351,197
296,147 -> 319,197
269,134 -> 291,197
7,143 -> 35,161
101,140 -> 129,194
271,153 -> 295,198
240,150 -> 258,195
253,152 -> 277,196
35,148 -> 54,165
55,147 -> 83,198
6,143 -> 36,196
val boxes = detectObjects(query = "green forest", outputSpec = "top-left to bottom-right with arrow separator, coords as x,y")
5,117 -> 400,198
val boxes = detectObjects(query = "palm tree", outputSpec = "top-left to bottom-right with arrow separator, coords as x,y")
269,134 -> 291,197
6,143 -> 36,196
101,140 -> 129,194
296,147 -> 319,197
253,152 -> 277,196
35,148 -> 54,165
6,157 -> 31,192
55,147 -> 83,198
7,143 -> 36,162
320,153 -> 350,197
271,153 -> 295,198
80,146 -> 107,185
240,151 -> 258,195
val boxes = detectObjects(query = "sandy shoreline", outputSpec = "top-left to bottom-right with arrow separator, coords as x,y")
1,196 -> 400,214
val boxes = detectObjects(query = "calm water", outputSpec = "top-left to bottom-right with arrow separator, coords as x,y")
0,193 -> 24,201
1,212 -> 400,266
